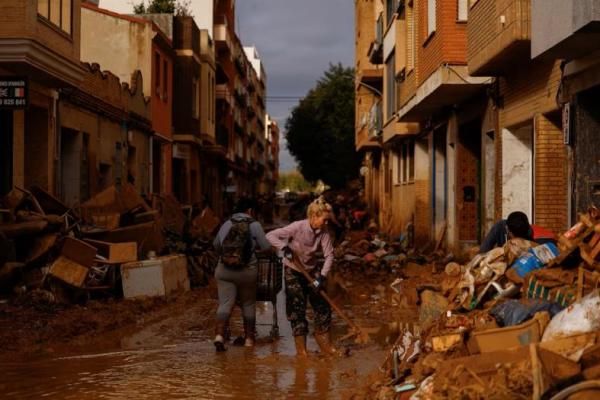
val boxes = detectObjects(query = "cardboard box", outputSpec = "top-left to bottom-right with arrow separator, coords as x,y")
121,255 -> 189,298
468,312 -> 550,354
49,255 -> 89,287
61,237 -> 96,268
85,239 -> 137,263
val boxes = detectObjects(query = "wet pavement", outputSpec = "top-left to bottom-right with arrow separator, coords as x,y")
0,289 -> 388,399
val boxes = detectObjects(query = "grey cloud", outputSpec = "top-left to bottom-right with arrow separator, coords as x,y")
237,0 -> 354,173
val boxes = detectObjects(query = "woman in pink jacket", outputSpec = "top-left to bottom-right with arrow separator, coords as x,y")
266,197 -> 337,357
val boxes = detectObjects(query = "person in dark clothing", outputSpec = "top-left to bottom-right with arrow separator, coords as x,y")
479,211 -> 556,253
212,197 -> 271,351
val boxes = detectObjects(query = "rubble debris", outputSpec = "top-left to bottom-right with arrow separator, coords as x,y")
358,208 -> 600,400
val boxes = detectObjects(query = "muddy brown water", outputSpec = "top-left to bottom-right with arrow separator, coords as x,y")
0,289 -> 388,399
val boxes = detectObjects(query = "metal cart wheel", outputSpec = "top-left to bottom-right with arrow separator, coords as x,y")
269,295 -> 279,339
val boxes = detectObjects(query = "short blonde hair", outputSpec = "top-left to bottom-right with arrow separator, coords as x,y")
307,196 -> 332,219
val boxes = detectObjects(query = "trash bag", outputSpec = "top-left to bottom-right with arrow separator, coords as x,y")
542,290 -> 600,342
490,299 -> 564,327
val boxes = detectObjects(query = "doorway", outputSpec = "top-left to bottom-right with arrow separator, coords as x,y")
432,126 -> 447,236
0,110 -> 13,196
457,119 -> 482,242
502,123 -> 534,220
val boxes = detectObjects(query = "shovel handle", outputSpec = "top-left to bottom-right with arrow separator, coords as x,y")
289,256 -> 361,333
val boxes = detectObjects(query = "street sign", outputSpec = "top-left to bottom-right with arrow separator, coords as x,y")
0,77 -> 27,108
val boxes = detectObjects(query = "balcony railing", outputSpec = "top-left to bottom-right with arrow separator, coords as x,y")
368,14 -> 384,65
467,0 -> 531,76
368,101 -> 383,140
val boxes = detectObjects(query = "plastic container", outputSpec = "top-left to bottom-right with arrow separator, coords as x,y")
468,311 -> 550,353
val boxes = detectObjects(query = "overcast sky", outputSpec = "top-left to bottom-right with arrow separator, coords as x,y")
98,0 -> 354,172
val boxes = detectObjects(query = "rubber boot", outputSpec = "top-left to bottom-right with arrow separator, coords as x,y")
213,320 -> 227,352
294,335 -> 308,357
314,332 -> 339,356
243,321 -> 256,347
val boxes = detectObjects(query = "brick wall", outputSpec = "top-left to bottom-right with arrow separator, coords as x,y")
534,113 -> 568,233
414,177 -> 431,243
418,0 -> 468,86
495,59 -> 566,230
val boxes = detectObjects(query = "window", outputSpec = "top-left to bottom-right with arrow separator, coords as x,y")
457,0 -> 468,21
38,0 -> 72,34
427,0 -> 437,36
396,141 -> 415,184
192,77 -> 199,119
386,53 -> 396,120
154,52 -> 161,98
162,60 -> 168,102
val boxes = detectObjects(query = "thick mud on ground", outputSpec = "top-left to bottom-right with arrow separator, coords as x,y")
0,283 -> 390,399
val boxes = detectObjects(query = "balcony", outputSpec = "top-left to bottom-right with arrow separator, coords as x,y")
397,65 -> 490,122
367,14 -> 384,65
357,67 -> 383,89
214,15 -> 232,54
216,84 -> 232,107
467,0 -> 531,76
368,101 -> 383,141
0,2 -> 85,88
531,0 -> 600,60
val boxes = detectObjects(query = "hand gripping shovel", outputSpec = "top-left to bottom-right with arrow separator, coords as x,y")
287,253 -> 371,344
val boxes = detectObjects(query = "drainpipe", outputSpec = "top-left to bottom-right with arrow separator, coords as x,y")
53,89 -> 61,198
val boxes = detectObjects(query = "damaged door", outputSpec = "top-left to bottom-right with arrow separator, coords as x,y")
457,119 -> 482,242
573,86 -> 600,214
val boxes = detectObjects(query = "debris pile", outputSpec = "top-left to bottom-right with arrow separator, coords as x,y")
0,184 -> 217,305
355,210 -> 600,399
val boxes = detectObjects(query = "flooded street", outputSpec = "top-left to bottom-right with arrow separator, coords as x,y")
0,288 -> 388,399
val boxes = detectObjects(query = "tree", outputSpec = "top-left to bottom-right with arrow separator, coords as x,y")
285,64 -> 359,189
133,0 -> 192,16
277,170 -> 314,192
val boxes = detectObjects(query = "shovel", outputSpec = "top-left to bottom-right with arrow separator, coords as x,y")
287,253 -> 371,344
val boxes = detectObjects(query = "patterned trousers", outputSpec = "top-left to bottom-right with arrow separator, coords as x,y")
285,268 -> 331,336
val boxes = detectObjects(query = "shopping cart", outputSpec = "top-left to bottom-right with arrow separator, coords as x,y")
256,253 -> 283,339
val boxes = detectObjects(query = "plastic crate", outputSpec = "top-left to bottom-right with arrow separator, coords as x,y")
256,254 -> 283,302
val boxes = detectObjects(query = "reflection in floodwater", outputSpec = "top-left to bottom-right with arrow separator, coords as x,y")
0,290 -> 386,399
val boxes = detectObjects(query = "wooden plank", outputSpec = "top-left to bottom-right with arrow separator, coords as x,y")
0,220 -> 48,238
61,237 -> 97,268
590,240 -> 600,260
578,267 -> 585,301
49,255 -> 88,287
530,344 -> 543,400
